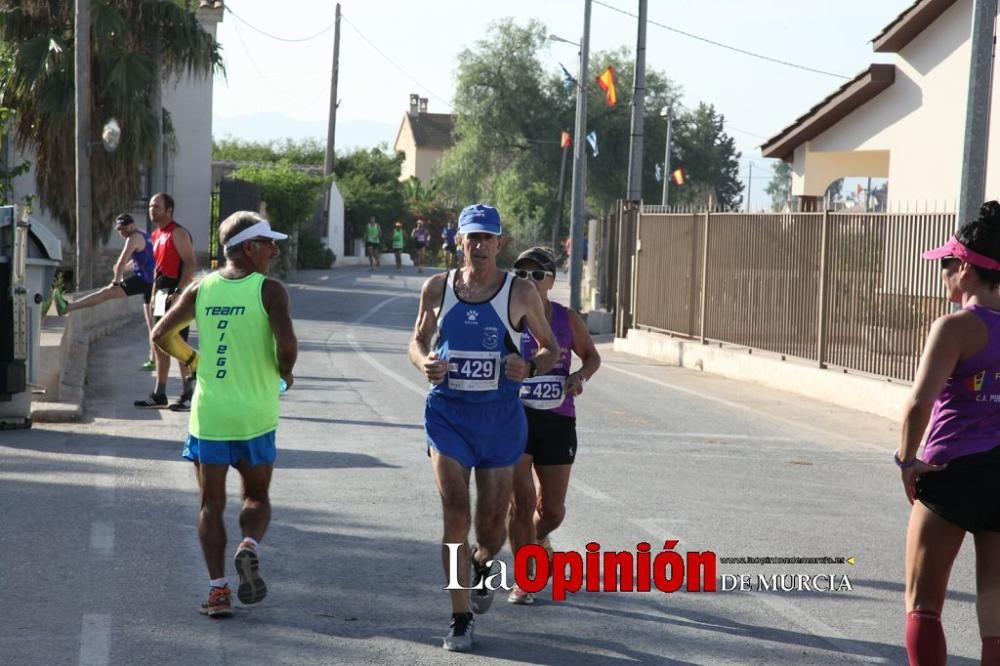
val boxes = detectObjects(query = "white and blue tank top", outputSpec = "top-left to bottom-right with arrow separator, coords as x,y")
431,270 -> 522,402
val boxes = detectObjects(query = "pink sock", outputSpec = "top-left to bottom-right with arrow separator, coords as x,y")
982,636 -> 1000,666
905,610 -> 946,666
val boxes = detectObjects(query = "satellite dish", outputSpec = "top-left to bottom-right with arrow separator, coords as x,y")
101,118 -> 121,152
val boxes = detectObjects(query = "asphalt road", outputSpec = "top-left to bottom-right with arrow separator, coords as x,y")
0,265 -> 985,665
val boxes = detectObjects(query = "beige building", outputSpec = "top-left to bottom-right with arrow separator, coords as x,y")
393,94 -> 454,182
762,0 -> 1000,210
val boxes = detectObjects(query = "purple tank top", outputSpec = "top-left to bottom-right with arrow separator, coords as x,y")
519,300 -> 575,418
923,304 -> 1000,464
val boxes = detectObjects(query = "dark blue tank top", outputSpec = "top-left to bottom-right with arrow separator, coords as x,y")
431,270 -> 522,402
131,231 -> 155,284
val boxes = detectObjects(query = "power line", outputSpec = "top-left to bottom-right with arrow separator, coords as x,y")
592,0 -> 851,80
340,13 -> 452,110
229,18 -> 286,105
225,7 -> 335,43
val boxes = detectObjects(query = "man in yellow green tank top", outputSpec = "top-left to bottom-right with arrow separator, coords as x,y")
392,221 -> 405,271
365,216 -> 381,271
151,211 -> 298,619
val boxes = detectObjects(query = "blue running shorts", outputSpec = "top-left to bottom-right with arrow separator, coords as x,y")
182,430 -> 277,468
425,394 -> 527,469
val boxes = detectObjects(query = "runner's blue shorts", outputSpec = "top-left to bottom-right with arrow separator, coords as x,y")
425,394 -> 527,469
182,430 -> 277,468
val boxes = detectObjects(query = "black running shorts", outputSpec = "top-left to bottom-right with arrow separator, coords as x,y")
524,407 -> 577,466
916,444 -> 1000,533
120,275 -> 153,304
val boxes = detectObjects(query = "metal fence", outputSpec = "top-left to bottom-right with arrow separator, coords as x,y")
619,208 -> 956,383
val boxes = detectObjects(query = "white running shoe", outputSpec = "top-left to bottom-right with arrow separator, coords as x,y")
443,613 -> 474,651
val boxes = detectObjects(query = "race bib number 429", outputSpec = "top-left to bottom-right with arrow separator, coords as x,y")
447,350 -> 501,391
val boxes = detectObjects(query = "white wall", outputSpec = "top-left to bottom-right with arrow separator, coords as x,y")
325,182 -> 345,259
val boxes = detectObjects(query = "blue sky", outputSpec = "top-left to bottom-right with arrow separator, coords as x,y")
212,0 -> 911,209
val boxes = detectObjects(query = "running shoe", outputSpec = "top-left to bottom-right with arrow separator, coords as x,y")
52,288 -> 68,316
234,540 -> 267,604
470,555 -> 495,614
199,586 -> 233,618
507,585 -> 534,605
442,612 -> 474,652
133,393 -> 167,409
140,360 -> 155,371
168,391 -> 193,412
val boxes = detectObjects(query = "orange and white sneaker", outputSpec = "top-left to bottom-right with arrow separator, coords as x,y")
234,540 -> 267,605
199,586 -> 233,618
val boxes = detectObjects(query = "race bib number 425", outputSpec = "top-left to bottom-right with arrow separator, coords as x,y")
447,350 -> 501,391
520,374 -> 566,410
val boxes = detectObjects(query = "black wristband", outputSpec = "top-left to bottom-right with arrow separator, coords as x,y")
528,359 -> 538,377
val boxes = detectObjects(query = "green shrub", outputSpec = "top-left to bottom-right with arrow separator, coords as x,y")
297,229 -> 335,269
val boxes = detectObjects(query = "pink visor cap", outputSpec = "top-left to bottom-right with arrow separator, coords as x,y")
922,236 -> 1000,270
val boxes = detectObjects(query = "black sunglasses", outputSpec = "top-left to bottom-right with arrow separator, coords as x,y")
940,257 -> 960,270
250,237 -> 277,247
515,269 -> 553,281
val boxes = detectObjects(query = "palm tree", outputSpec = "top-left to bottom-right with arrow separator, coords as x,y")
0,0 -> 222,252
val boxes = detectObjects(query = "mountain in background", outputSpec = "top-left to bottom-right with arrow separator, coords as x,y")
212,112 -> 398,151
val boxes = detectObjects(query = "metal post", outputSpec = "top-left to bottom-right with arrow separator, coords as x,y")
625,0 -> 647,201
958,0 -> 997,228
554,141 -> 570,251
149,32 -> 163,234
568,0 -> 591,312
817,209 -> 830,367
75,0 -> 93,290
699,211 -> 710,343
661,113 -> 671,206
745,162 -> 752,213
324,3 -> 341,177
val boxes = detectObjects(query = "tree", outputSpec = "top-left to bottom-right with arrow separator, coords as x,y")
670,103 -> 742,210
765,160 -> 792,212
213,137 -> 325,167
332,147 -> 406,240
0,0 -> 222,247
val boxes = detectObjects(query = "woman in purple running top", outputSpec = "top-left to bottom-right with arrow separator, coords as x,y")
506,247 -> 601,605
900,201 -> 1000,665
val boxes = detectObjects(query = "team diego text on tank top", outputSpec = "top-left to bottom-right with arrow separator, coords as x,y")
923,304 -> 1000,464
520,300 -> 575,417
431,270 -> 522,403
130,230 -> 155,284
190,272 -> 280,441
152,221 -> 185,280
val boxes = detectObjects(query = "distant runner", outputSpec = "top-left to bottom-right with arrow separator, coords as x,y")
392,221 -> 405,271
442,220 -> 458,270
411,218 -> 430,273
365,217 -> 382,271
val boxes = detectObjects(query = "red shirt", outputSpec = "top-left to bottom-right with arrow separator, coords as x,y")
151,221 -> 185,280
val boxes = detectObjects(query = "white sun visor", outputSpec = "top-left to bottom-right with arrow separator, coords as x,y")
224,221 -> 288,248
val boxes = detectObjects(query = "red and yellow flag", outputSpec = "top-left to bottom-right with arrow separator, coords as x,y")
596,66 -> 617,107
560,130 -> 571,148
671,168 -> 686,186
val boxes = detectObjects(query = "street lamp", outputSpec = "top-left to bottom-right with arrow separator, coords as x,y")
551,0 -> 591,312
660,106 -> 672,207
547,33 -> 579,46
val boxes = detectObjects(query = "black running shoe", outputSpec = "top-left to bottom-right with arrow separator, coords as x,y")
470,556 -> 495,614
168,391 -> 193,412
134,393 -> 167,409
443,612 -> 474,652
234,543 -> 267,604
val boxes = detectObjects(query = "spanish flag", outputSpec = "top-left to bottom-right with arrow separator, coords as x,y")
596,66 -> 617,107
561,130 -> 571,148
671,168 -> 686,186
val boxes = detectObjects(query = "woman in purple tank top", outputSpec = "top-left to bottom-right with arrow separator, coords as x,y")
900,201 -> 1000,665
506,247 -> 601,605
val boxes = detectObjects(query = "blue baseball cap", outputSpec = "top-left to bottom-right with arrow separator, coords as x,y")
458,203 -> 502,235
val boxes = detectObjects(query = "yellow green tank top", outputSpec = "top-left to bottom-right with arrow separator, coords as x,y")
190,271 -> 280,440
366,224 -> 380,243
392,229 -> 404,249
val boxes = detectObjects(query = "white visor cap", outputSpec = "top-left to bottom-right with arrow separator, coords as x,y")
224,220 -> 288,249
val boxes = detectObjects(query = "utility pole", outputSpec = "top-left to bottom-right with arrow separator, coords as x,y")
957,0 -> 997,227
75,0 -> 93,290
660,111 -> 671,206
625,0 -> 648,201
568,0 -> 591,312
745,162 -> 752,212
323,3 -> 341,176
149,31 -> 163,232
554,137 -> 570,251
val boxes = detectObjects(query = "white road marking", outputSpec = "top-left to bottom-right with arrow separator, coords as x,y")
602,362 -> 887,454
339,294 -> 427,398
89,522 -> 114,559
568,478 -> 624,505
79,614 -> 111,666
